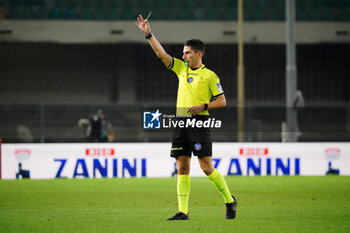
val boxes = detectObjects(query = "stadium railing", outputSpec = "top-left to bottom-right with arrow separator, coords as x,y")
0,102 -> 349,143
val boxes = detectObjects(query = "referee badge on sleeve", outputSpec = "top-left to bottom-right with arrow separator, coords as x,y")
217,83 -> 223,92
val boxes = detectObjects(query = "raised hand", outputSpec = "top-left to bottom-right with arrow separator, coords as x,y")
135,14 -> 151,35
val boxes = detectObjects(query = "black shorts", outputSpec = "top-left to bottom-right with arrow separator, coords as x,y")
170,116 -> 212,158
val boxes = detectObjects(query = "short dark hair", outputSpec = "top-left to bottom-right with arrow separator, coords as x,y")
185,39 -> 205,54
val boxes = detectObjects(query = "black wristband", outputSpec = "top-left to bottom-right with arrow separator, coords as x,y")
204,103 -> 208,110
145,33 -> 152,39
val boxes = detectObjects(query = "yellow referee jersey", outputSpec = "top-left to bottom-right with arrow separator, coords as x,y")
168,58 -> 224,116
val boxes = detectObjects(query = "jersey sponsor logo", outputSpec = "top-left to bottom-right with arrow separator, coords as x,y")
194,143 -> 202,151
143,109 -> 162,129
217,83 -> 223,92
187,77 -> 193,83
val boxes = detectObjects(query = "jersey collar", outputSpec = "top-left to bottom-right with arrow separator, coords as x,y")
189,64 -> 205,71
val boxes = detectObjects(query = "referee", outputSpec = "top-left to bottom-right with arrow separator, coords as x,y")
136,14 -> 237,220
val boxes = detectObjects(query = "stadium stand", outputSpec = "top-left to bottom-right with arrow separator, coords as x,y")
0,0 -> 349,21
0,1 -> 349,143
136,44 -> 349,103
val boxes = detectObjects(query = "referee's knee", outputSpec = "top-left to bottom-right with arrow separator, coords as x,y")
178,167 -> 190,174
200,166 -> 214,176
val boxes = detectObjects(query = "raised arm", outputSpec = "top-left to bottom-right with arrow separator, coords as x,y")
135,14 -> 172,67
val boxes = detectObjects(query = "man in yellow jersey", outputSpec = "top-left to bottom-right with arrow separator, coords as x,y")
136,14 -> 237,220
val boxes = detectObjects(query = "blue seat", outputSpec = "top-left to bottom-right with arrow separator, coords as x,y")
164,8 -> 178,20
208,8 -> 221,20
194,7 -> 206,20
184,0 -> 197,8
65,7 -> 78,19
49,7 -> 64,19
226,0 -> 238,7
223,7 -> 236,20
120,7 -> 134,20
85,0 -> 99,7
139,0 -> 153,8
158,0 -> 170,7
79,7 -> 93,19
94,7 -> 106,20
0,0 -> 11,7
179,8 -> 192,20
32,6 -> 47,19
148,8 -> 161,20
53,0 -> 68,7
315,0 -> 329,7
110,0 -> 124,7
107,7 -> 120,19
13,0 -> 27,6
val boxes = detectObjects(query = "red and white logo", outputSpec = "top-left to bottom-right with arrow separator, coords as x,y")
15,149 -> 31,161
85,148 -> 115,156
325,148 -> 341,161
239,147 -> 269,156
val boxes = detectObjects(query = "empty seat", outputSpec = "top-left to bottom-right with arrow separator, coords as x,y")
49,6 -> 64,19
208,8 -> 221,20
79,6 -> 93,19
65,7 -> 78,19
106,7 -> 120,19
223,7 -> 236,20
194,8 -> 206,20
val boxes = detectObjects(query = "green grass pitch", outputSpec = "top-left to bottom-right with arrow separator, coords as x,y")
1,176 -> 350,233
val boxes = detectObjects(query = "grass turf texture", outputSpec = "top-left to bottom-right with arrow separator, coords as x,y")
0,176 -> 350,233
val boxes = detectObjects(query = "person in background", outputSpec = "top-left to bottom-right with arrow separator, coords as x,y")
78,109 -> 115,142
0,5 -> 7,19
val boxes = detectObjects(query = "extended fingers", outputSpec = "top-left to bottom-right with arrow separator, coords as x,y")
136,15 -> 143,24
187,107 -> 197,115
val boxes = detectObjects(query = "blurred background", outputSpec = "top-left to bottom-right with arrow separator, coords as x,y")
0,0 -> 349,143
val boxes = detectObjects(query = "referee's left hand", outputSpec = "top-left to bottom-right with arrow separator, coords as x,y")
187,104 -> 205,115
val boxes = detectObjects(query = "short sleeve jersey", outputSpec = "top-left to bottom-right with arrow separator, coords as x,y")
168,58 -> 224,116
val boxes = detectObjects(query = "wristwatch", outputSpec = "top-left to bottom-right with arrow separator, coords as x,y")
204,103 -> 208,110
145,33 -> 153,39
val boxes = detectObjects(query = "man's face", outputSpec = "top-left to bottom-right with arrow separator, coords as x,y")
182,46 -> 202,67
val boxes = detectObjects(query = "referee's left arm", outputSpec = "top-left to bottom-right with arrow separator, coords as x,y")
208,95 -> 226,110
187,95 -> 226,115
